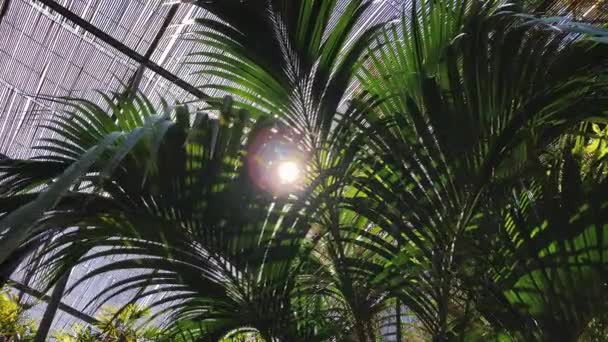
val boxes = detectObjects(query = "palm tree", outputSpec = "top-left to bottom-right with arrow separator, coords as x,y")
301,217 -> 392,341
469,150 -> 608,340
0,93 -> 337,340
0,0 -> 607,341
341,0 -> 608,340
187,0 -> 399,338
0,0 -> 386,337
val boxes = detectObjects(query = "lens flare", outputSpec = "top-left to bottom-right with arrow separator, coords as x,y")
277,160 -> 300,184
246,126 -> 307,195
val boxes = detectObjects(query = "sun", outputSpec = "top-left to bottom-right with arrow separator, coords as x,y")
277,160 -> 301,185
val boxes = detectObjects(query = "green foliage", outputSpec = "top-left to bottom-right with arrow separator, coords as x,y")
579,312 -> 608,342
0,1 -> 607,341
572,123 -> 608,179
218,328 -> 265,342
54,325 -> 97,342
349,2 -> 608,338
0,288 -> 36,341
54,304 -> 159,342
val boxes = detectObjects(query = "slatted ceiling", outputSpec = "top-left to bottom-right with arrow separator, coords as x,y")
331,2 -> 402,113
3,0 -> 399,160
37,0 -> 169,56
0,0 -> 149,157
19,262 -> 163,332
123,6 -> 216,104
112,2 -> 166,52
534,0 -> 608,23
58,262 -> 155,330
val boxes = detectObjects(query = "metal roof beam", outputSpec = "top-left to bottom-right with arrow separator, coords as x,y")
127,3 -> 180,95
9,279 -> 99,325
34,271 -> 71,342
34,0 -> 210,101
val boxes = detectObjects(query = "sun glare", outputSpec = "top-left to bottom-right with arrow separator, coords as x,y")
277,160 -> 301,185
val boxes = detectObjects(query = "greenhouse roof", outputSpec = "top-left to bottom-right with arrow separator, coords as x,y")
0,0 -> 405,332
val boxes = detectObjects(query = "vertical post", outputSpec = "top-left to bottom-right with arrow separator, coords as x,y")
34,270 -> 71,342
396,298 -> 402,342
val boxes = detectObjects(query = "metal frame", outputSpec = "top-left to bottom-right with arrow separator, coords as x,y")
126,3 -> 180,96
35,0 -> 211,101
34,271 -> 72,342
9,280 -> 98,325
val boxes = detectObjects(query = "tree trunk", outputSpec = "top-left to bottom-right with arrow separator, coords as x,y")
354,320 -> 368,342
353,317 -> 377,342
